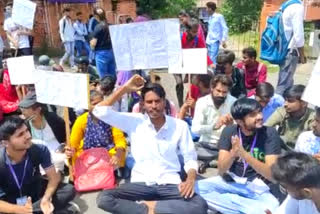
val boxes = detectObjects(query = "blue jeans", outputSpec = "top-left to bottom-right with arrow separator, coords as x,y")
207,41 -> 220,64
195,176 -> 279,214
74,40 -> 90,57
95,49 -> 116,78
60,41 -> 75,67
276,50 -> 299,95
97,183 -> 208,214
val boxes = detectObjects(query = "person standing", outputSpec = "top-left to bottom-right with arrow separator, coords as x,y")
90,8 -> 116,79
206,1 -> 228,64
4,2 -> 32,56
59,7 -> 75,68
73,12 -> 90,57
276,0 -> 306,95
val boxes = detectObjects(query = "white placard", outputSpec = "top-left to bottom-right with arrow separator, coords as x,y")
302,55 -> 320,107
168,48 -> 208,74
35,70 -> 89,109
12,0 -> 37,30
109,19 -> 182,70
7,55 -> 35,85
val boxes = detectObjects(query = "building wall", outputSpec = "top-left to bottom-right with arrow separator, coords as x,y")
0,0 -> 136,48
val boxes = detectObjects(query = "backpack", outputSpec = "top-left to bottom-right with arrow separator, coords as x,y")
260,0 -> 301,64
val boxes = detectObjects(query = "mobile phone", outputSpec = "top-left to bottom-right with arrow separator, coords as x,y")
222,173 -> 236,183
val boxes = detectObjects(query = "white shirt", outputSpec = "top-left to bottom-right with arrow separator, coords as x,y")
275,195 -> 320,214
192,94 -> 236,145
295,131 -> 320,155
59,16 -> 75,42
282,1 -> 305,49
29,120 -> 60,153
4,17 -> 30,49
206,13 -> 228,45
93,105 -> 198,185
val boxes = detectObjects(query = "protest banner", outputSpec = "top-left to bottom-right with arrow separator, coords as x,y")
110,19 -> 182,70
35,70 -> 90,180
12,0 -> 37,30
302,55 -> 320,107
34,70 -> 90,109
168,48 -> 208,75
7,55 -> 35,85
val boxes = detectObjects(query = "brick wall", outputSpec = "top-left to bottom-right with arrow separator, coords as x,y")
0,0 -> 136,48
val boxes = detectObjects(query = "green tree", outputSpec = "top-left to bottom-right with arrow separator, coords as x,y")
220,0 -> 264,33
136,0 -> 197,18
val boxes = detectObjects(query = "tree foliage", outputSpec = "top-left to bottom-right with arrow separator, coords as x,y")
220,0 -> 264,33
136,0 -> 197,18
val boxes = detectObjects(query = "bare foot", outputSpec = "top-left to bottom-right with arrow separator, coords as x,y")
142,201 -> 156,214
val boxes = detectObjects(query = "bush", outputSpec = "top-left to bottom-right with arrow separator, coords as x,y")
220,0 -> 264,33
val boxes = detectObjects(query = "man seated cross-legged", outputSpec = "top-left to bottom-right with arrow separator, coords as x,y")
93,75 -> 208,214
195,98 -> 281,214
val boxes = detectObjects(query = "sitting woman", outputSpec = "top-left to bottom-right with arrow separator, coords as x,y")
19,92 -> 66,172
67,90 -> 127,169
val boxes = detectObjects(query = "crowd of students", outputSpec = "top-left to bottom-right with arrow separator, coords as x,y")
0,0 -> 319,214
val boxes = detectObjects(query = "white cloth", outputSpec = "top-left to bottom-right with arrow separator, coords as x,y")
295,131 -> 320,155
4,17 -> 30,49
282,1 -> 305,49
93,105 -> 198,185
29,120 -> 60,152
59,16 -> 75,42
275,195 -> 320,214
32,139 -> 66,173
191,94 -> 236,145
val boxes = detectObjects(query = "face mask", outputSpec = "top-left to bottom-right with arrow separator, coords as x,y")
213,96 -> 226,106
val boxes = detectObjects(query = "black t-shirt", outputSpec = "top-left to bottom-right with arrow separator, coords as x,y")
92,21 -> 112,50
0,144 -> 53,203
218,125 -> 281,181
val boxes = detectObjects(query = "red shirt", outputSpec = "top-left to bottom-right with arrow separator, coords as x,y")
236,61 -> 267,96
181,32 -> 213,66
0,69 -> 19,114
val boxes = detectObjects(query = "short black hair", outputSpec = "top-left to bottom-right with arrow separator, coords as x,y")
186,18 -> 199,31
0,116 -> 25,141
283,85 -> 305,100
141,83 -> 166,101
198,74 -> 212,89
217,50 -> 236,65
154,75 -> 161,81
76,12 -> 82,16
242,47 -> 257,59
231,98 -> 262,120
206,2 -> 217,11
63,7 -> 71,13
256,82 -> 274,99
90,90 -> 103,101
179,10 -> 188,17
211,74 -> 233,90
126,17 -> 133,23
100,75 -> 116,95
272,152 -> 320,189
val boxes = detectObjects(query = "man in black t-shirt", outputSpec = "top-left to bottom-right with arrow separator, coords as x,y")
195,98 -> 281,213
0,117 -> 76,214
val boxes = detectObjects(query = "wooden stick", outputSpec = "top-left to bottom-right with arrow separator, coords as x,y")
63,107 -> 73,181
188,74 -> 192,116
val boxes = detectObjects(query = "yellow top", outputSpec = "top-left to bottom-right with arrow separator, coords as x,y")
70,112 -> 127,167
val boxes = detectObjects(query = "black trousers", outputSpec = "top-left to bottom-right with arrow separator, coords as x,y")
97,182 -> 208,214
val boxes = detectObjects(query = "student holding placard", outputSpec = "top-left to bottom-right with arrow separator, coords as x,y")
4,2 -> 32,57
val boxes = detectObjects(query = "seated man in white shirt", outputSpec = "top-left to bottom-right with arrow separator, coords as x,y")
93,75 -> 208,214
192,74 -> 236,148
271,152 -> 320,214
295,107 -> 320,156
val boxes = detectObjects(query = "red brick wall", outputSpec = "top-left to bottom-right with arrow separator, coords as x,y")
0,0 -> 136,48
